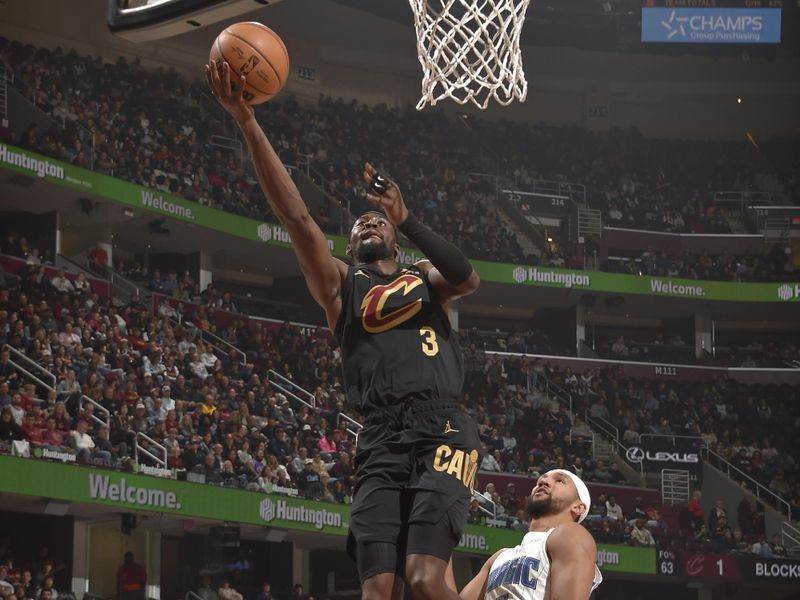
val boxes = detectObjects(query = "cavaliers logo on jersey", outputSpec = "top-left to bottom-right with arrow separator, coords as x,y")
360,274 -> 424,333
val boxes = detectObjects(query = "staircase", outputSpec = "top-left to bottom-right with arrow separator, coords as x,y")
495,202 -> 541,260
592,438 -> 614,462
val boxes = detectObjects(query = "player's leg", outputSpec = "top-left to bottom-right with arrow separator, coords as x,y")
347,423 -> 413,596
402,406 -> 483,600
404,516 -> 464,600
356,542 -> 405,600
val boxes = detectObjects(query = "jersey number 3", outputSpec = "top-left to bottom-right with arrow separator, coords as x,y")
419,326 -> 439,356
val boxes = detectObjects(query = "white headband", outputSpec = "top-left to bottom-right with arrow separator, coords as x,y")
548,469 -> 591,523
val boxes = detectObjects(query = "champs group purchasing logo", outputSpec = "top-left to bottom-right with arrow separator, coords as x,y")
0,145 -> 65,179
259,497 -> 343,530
643,7 -> 782,44
512,267 -> 590,289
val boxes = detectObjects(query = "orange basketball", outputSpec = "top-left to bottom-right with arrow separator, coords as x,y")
209,22 -> 289,105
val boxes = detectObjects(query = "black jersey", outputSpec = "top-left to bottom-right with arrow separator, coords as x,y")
334,264 -> 464,413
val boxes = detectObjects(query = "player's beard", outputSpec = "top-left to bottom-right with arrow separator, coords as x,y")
354,239 -> 393,264
526,494 -> 558,519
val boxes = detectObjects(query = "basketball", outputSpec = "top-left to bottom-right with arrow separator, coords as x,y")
209,22 -> 289,105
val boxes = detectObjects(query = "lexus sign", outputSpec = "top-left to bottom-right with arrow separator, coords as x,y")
626,446 -> 699,464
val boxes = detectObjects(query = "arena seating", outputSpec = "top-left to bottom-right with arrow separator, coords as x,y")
0,257 -> 796,559
2,37 -> 798,281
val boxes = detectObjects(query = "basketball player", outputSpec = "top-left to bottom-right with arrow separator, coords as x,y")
206,61 -> 482,600
452,470 -> 602,600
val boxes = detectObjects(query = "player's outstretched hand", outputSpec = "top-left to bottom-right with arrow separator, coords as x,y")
364,162 -> 409,226
205,61 -> 254,125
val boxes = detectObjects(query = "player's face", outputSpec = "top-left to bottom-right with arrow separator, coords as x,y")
527,471 -> 582,520
348,212 -> 397,264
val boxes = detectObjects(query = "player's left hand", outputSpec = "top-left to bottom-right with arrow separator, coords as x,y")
364,162 -> 409,226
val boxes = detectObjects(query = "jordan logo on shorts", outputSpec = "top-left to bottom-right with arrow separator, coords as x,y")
443,420 -> 460,434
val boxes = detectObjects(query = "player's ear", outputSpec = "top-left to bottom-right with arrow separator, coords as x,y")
571,501 -> 586,522
394,242 -> 400,260
345,244 -> 352,258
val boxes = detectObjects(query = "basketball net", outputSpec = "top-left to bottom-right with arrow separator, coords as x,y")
408,0 -> 532,110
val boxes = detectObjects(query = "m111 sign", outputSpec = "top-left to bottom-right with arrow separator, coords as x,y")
641,7 -> 782,43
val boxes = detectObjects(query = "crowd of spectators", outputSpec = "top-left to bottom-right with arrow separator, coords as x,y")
606,245 -> 794,283
0,254 -> 798,563
533,361 -> 800,512
5,37 -> 800,276
0,544 -> 67,600
599,332 -> 799,368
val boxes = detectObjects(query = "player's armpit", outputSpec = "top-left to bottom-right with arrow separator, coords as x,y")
457,549 -> 504,600
546,523 -> 597,600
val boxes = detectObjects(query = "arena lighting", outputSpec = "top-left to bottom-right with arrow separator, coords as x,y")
264,529 -> 287,543
43,500 -> 70,516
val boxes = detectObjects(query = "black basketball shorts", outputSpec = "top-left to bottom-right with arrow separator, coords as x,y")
345,402 -> 483,577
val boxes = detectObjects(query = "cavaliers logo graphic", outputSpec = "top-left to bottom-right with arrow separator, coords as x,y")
360,274 -> 423,333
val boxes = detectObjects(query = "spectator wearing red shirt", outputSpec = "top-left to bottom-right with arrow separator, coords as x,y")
687,490 -> 704,530
88,243 -> 109,269
42,417 -> 65,448
21,414 -> 44,444
116,552 -> 146,600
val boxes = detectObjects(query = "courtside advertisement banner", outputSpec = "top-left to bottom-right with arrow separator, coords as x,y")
2,144 -> 798,302
641,8 -> 782,44
1,455 -> 655,570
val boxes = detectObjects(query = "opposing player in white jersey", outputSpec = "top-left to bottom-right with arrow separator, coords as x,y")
455,469 -> 602,600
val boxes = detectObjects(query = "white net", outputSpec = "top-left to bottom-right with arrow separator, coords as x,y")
409,0 -> 532,110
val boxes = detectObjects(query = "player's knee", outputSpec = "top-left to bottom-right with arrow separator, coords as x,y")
361,572 -> 398,600
405,562 -> 443,600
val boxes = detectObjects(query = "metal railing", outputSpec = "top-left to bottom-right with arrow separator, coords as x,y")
639,433 -> 705,447
3,344 -> 56,388
92,263 -> 148,306
337,412 -> 362,438
782,521 -> 800,553
5,358 -> 54,400
714,190 -> 771,213
267,370 -> 315,410
472,489 -> 497,520
5,63 -> 95,169
511,177 -> 587,204
701,446 -> 790,519
199,326 -> 246,364
167,316 -> 246,364
134,432 -> 167,468
81,395 -> 110,429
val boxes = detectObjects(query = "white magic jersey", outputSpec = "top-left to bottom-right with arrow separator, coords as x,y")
484,528 -> 602,600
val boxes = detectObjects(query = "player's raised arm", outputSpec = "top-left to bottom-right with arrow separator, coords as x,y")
546,522 -> 598,600
363,163 -> 480,302
205,61 -> 346,326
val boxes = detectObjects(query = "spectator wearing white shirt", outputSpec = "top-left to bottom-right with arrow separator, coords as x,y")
71,419 -> 111,463
57,323 -> 81,349
631,520 -> 656,547
606,495 -> 625,522
56,369 -> 81,398
480,445 -> 501,472
160,386 -> 175,412
8,394 -> 26,425
50,269 -> 74,293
